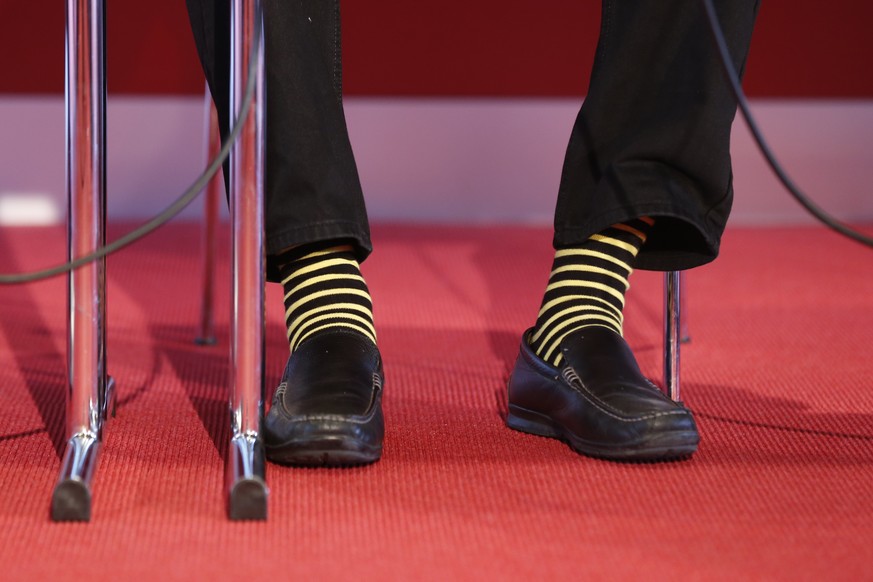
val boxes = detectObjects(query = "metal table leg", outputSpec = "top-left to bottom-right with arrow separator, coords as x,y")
195,91 -> 222,346
52,0 -> 115,522
663,271 -> 682,403
226,0 -> 268,520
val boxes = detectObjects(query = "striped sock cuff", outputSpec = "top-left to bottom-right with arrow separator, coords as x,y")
530,218 -> 652,366
278,245 -> 377,352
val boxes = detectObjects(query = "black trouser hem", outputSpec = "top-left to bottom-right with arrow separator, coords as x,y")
553,202 -> 725,272
265,220 -> 373,283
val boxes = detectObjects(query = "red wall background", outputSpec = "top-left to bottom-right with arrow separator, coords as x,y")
1,0 -> 871,97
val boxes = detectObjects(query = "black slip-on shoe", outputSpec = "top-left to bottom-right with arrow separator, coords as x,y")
506,327 -> 698,461
264,329 -> 384,466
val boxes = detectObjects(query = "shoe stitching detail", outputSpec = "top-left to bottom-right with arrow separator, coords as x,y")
565,366 -> 667,400
283,412 -> 376,424
560,367 -> 686,422
275,384 -> 382,422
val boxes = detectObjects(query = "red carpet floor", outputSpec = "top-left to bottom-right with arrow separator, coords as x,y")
0,223 -> 871,580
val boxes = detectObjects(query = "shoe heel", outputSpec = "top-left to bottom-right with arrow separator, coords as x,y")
506,404 -> 561,439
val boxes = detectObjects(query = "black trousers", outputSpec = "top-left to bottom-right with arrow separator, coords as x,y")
185,0 -> 759,275
186,0 -> 371,281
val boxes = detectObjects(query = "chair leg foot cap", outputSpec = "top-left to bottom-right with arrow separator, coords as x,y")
228,478 -> 268,521
52,479 -> 91,522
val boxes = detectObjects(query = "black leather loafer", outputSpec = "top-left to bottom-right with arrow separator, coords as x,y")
264,329 -> 384,466
506,327 -> 698,461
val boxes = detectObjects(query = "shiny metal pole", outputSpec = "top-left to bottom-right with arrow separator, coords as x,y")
195,90 -> 222,346
663,271 -> 681,402
680,271 -> 690,343
53,0 -> 115,522
227,0 -> 268,520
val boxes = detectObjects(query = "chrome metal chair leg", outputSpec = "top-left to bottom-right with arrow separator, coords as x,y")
663,271 -> 682,403
52,0 -> 115,522
680,271 -> 690,343
195,90 -> 222,346
226,0 -> 268,520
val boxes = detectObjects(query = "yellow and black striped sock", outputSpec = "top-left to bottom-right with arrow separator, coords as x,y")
529,218 -> 653,367
278,244 -> 377,353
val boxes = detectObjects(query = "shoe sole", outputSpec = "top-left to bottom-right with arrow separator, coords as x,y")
266,435 -> 382,467
506,404 -> 698,462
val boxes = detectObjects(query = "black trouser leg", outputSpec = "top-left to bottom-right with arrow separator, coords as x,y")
185,0 -> 371,280
554,0 -> 759,270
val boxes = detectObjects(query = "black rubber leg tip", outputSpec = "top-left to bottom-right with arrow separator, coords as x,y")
228,478 -> 267,521
51,479 -> 91,522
